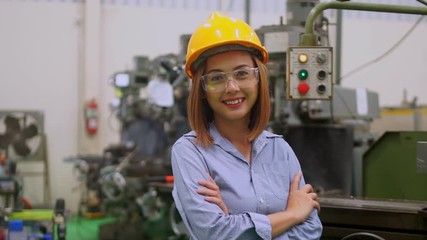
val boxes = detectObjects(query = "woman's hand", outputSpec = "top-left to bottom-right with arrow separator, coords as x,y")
196,174 -> 229,215
286,172 -> 320,223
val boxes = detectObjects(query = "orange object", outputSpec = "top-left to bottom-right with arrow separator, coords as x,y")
0,153 -> 6,165
21,197 -> 32,209
165,176 -> 174,183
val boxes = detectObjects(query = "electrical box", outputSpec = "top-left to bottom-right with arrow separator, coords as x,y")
287,46 -> 333,100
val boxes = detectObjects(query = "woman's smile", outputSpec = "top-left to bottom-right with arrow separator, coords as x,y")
223,97 -> 245,107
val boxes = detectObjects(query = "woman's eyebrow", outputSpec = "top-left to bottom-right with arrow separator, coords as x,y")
206,65 -> 251,74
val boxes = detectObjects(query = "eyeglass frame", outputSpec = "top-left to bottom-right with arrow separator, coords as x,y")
200,67 -> 260,92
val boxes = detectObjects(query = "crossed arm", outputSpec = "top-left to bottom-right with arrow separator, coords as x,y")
172,138 -> 322,239
196,171 -> 320,238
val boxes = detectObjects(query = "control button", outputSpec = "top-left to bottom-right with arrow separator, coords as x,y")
317,70 -> 326,80
298,82 -> 310,95
298,53 -> 308,63
317,84 -> 326,94
316,53 -> 326,64
298,69 -> 308,80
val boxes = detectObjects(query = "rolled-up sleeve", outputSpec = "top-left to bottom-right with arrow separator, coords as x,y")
172,139 -> 272,240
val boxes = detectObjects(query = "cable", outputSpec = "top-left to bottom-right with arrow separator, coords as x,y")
339,15 -> 425,83
322,17 -> 332,47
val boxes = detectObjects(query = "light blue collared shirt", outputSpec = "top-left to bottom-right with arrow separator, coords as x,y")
172,124 -> 322,240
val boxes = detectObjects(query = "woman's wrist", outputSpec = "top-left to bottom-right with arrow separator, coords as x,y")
268,209 -> 302,237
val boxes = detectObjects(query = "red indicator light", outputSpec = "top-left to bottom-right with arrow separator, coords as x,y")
298,82 -> 310,95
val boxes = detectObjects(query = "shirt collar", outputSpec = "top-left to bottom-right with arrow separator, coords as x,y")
209,122 -> 233,151
183,123 -> 282,154
209,122 -> 281,155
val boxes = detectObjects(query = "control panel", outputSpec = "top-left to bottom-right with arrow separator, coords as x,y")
287,47 -> 333,100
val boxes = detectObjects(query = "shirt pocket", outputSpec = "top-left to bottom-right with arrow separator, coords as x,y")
262,162 -> 289,200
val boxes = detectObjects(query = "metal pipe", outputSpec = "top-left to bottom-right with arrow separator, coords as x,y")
245,0 -> 251,24
335,9 -> 343,85
301,1 -> 427,46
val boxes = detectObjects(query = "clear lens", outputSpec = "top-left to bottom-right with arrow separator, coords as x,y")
202,67 -> 259,92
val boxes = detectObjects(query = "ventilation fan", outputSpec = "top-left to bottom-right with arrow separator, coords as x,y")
0,111 -> 46,161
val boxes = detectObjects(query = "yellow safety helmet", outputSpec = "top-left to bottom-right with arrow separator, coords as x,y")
185,12 -> 269,79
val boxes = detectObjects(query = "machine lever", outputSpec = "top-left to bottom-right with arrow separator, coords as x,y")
419,207 -> 427,218
341,232 -> 385,240
417,0 -> 427,7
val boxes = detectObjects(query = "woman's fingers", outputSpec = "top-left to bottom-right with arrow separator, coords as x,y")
198,180 -> 219,191
301,184 -> 314,193
287,174 -> 321,222
196,188 -> 220,197
313,199 -> 321,213
197,175 -> 229,215
308,192 -> 318,201
204,196 -> 223,205
290,171 -> 302,191
204,197 -> 229,214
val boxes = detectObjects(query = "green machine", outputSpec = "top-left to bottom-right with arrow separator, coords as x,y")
363,131 -> 427,201
319,132 -> 427,240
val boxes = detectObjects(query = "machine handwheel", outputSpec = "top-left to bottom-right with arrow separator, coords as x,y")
341,232 -> 386,240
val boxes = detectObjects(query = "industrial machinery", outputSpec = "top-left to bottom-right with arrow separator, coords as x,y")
256,0 -> 379,198
274,1 -> 427,239
71,53 -> 189,239
74,0 -> 427,239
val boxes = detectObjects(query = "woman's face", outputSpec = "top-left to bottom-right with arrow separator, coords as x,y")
204,50 -> 258,125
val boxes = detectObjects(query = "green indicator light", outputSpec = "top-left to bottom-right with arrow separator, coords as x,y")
298,69 -> 308,80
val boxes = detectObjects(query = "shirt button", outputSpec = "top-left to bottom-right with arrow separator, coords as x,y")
260,198 -> 264,204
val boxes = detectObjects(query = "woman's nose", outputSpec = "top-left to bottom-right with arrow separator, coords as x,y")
225,78 -> 240,92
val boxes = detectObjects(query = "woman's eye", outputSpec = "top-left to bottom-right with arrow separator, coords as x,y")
235,70 -> 249,79
210,74 -> 225,82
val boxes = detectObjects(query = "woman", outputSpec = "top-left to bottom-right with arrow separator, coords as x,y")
171,12 -> 322,240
